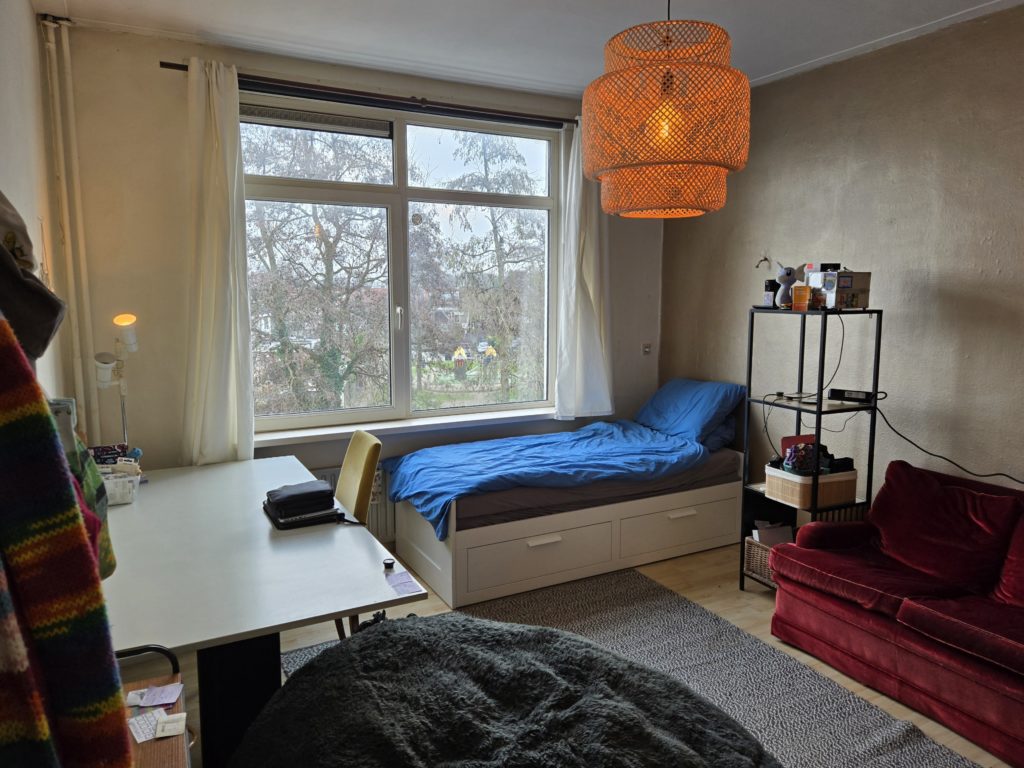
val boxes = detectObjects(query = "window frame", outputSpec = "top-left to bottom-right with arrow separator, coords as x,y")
241,94 -> 561,432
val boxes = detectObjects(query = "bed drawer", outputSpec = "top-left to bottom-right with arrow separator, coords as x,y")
620,498 -> 736,558
466,522 -> 612,592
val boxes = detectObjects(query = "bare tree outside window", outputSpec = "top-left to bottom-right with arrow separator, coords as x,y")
241,122 -> 393,185
246,200 -> 391,416
241,111 -> 554,424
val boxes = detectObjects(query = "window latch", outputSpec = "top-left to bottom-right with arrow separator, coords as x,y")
395,306 -> 403,331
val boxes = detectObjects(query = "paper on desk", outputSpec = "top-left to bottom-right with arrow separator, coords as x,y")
154,712 -> 187,738
386,570 -> 420,596
125,690 -> 144,707
128,709 -> 163,743
139,682 -> 183,707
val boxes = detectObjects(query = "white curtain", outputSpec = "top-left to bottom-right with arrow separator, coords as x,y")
181,58 -> 254,465
41,19 -> 102,440
555,122 -> 613,420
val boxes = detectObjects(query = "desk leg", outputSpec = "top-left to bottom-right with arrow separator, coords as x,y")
197,633 -> 281,768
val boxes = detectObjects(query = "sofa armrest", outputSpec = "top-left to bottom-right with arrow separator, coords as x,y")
796,521 -> 878,550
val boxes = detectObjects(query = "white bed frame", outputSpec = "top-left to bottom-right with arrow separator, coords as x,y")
396,461 -> 742,608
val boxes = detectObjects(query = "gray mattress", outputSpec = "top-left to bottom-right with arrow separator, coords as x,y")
455,449 -> 740,531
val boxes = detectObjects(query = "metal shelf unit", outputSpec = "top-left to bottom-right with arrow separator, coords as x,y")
740,307 -> 883,590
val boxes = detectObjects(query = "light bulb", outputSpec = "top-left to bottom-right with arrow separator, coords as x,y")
645,101 -> 681,144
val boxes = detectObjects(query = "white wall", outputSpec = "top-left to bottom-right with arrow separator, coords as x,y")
0,0 -> 62,389
661,7 -> 1024,494
63,26 -> 662,469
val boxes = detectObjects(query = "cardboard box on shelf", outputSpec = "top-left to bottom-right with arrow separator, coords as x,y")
807,270 -> 871,309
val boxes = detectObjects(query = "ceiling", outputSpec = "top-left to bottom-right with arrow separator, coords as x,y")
31,0 -> 1023,97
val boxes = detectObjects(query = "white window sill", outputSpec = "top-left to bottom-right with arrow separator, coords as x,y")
253,407 -> 557,449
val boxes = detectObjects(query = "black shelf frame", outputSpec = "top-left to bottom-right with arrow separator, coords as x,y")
743,483 -> 868,514
739,308 -> 883,590
746,398 -> 875,415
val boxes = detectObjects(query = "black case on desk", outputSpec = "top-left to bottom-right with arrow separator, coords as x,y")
263,501 -> 339,530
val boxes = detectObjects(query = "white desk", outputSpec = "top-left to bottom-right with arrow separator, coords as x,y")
103,456 -> 426,767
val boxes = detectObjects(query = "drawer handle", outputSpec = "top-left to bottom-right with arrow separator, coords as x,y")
667,509 -> 699,520
526,533 -> 563,548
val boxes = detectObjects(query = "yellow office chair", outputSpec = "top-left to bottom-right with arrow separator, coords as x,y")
334,430 -> 383,638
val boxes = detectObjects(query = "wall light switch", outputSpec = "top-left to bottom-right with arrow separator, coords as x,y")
641,343 -> 652,356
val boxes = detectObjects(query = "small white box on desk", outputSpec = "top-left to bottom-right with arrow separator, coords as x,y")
102,472 -> 141,505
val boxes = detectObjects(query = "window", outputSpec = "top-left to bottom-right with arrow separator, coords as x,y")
240,97 -> 559,429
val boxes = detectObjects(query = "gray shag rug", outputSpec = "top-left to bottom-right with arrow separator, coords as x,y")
241,612 -> 781,768
282,570 -> 979,768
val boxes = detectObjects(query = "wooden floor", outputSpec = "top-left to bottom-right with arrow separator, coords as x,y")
119,544 -> 1008,768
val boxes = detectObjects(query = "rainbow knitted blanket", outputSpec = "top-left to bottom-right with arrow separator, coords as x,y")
0,315 -> 130,767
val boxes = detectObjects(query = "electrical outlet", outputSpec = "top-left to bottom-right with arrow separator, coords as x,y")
641,342 -> 652,356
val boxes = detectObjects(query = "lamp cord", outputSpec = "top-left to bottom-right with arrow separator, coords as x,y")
667,0 -> 671,21
875,405 -> 1024,484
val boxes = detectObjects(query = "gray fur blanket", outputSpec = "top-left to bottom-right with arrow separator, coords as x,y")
231,614 -> 781,767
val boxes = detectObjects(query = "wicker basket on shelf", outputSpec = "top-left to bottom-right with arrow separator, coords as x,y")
743,537 -> 777,589
764,465 -> 857,509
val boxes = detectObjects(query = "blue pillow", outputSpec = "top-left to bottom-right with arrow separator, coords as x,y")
634,379 -> 746,442
702,419 -> 736,452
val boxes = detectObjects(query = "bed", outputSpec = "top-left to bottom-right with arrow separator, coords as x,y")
388,379 -> 745,607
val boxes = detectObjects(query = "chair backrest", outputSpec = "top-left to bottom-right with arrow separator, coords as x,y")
335,430 -> 382,525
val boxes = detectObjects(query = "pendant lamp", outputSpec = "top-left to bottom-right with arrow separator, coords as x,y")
582,16 -> 750,218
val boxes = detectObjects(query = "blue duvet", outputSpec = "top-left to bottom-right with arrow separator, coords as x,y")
383,420 -> 709,541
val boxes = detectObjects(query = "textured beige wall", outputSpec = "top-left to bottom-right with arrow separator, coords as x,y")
608,214 -> 663,418
0,0 -> 62,389
661,7 -> 1024,494
64,26 -> 661,469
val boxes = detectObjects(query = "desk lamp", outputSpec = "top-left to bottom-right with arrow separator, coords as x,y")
94,313 -> 138,446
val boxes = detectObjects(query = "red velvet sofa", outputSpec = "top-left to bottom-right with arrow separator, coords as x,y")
768,460 -> 1024,766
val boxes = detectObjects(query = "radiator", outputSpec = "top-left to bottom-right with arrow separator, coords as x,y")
311,466 -> 395,545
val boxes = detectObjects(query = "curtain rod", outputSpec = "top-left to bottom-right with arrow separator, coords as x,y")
159,61 -> 576,130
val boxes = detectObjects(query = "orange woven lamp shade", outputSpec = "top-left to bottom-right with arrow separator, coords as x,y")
582,20 -> 750,218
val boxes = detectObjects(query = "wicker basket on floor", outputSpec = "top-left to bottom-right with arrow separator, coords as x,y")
743,537 -> 777,589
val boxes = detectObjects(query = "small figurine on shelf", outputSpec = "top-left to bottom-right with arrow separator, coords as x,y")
774,262 -> 806,309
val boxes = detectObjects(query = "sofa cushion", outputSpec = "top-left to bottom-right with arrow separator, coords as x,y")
868,461 -> 1024,594
795,521 -> 877,550
769,543 -> 965,618
994,519 -> 1024,607
898,596 -> 1024,676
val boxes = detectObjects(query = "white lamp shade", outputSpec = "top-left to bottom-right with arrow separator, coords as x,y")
94,352 -> 117,387
113,313 -> 138,352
